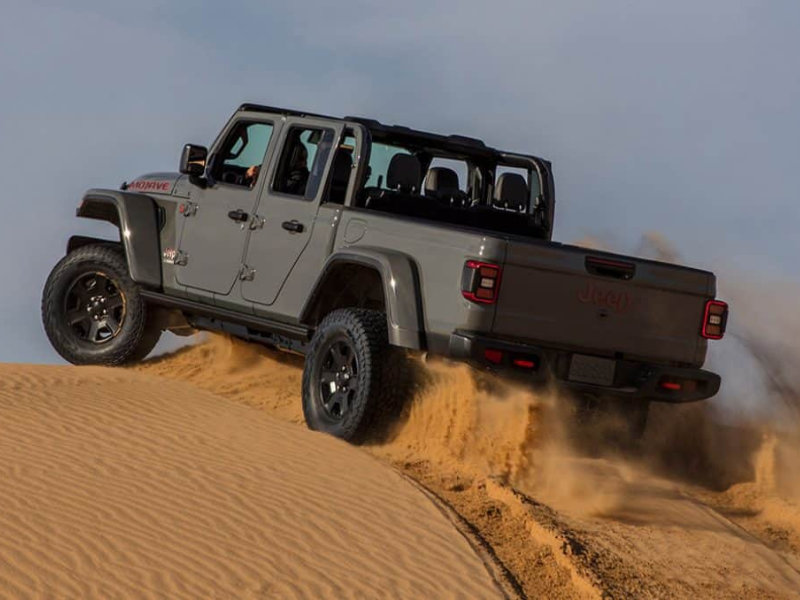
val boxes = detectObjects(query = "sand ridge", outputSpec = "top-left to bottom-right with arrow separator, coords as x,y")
135,335 -> 800,599
0,363 -> 503,599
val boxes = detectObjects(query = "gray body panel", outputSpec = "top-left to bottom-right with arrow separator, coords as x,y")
241,116 -> 346,306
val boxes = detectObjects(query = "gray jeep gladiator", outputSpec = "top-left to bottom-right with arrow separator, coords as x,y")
42,103 -> 728,441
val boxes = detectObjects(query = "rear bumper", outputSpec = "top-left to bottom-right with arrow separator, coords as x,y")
448,331 -> 720,403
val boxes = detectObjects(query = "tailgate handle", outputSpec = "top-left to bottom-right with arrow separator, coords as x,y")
585,256 -> 636,280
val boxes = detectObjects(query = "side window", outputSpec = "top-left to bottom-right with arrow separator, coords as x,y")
212,121 -> 274,187
273,126 -> 336,200
365,143 -> 411,190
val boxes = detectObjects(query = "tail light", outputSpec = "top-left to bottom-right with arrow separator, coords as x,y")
701,300 -> 728,340
462,260 -> 502,304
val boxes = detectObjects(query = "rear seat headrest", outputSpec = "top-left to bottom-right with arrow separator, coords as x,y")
387,154 -> 421,193
494,173 -> 528,211
424,167 -> 460,198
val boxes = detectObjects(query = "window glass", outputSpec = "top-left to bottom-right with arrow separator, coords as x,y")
214,121 -> 274,187
366,142 -> 411,189
273,126 -> 336,200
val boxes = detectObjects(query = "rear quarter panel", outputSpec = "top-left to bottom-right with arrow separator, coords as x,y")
334,209 -> 505,354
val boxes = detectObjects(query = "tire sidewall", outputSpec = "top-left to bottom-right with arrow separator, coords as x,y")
42,247 -> 147,365
302,311 -> 378,440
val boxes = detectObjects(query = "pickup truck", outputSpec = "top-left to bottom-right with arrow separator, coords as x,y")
41,103 -> 728,442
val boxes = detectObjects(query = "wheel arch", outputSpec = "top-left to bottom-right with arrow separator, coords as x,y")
299,249 -> 425,350
75,189 -> 162,289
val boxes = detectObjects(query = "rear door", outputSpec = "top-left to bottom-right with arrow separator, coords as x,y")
492,242 -> 715,365
241,117 -> 345,306
176,117 -> 278,299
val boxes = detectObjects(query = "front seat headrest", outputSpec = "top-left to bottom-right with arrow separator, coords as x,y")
424,167 -> 460,198
494,173 -> 528,211
387,154 -> 421,193
331,149 -> 353,187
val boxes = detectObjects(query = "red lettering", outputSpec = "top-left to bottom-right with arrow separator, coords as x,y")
128,180 -> 171,193
577,282 -> 634,314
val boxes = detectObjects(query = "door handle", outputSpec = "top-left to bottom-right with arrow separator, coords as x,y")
281,220 -> 304,233
227,209 -> 249,222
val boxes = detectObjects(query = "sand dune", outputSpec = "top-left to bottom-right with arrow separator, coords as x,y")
136,335 -> 800,599
4,331 -> 799,599
0,364 -> 502,599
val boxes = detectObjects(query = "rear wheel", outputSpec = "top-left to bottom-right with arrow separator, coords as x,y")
41,245 -> 161,365
302,308 -> 402,442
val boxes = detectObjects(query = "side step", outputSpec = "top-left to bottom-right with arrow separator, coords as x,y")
140,290 -> 311,353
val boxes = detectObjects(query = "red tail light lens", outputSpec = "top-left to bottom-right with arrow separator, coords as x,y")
701,300 -> 728,340
462,260 -> 502,304
484,349 -> 504,364
513,358 -> 536,369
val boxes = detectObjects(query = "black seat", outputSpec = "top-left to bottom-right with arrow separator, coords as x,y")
386,153 -> 422,193
365,153 -> 423,212
424,167 -> 460,199
494,173 -> 528,212
327,149 -> 353,204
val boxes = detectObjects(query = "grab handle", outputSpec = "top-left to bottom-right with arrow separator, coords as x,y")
585,256 -> 636,280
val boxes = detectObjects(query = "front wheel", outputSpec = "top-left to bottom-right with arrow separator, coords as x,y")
41,244 -> 161,365
302,308 -> 402,442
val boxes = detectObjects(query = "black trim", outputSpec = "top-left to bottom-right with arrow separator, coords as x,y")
449,332 -> 720,403
77,191 -> 163,289
140,291 -> 311,340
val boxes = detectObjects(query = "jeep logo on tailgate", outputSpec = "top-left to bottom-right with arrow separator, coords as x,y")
577,281 -> 633,314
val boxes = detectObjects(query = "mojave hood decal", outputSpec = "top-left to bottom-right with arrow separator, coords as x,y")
125,172 -> 182,195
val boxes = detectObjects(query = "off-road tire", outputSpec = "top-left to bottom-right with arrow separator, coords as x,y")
41,244 -> 161,365
302,308 -> 404,443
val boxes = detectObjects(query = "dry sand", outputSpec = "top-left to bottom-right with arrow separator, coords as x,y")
3,330 -> 800,599
137,335 -> 800,599
0,363 -> 503,599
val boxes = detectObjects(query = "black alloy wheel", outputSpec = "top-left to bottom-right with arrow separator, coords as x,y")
302,308 -> 406,442
42,244 -> 162,365
318,335 -> 359,421
63,271 -> 127,344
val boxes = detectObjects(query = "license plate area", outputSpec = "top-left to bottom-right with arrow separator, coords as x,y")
568,354 -> 616,386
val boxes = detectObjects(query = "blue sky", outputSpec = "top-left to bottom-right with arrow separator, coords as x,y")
1,0 -> 798,364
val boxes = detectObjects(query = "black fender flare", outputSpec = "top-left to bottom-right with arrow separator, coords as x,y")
300,248 -> 424,350
75,189 -> 162,289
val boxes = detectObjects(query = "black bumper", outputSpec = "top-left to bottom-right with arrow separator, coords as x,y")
448,332 -> 720,403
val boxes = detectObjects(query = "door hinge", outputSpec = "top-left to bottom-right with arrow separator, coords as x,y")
179,201 -> 198,217
248,214 -> 266,230
162,247 -> 189,266
239,264 -> 256,281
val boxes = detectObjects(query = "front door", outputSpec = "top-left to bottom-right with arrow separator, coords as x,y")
176,119 -> 277,297
241,118 -> 344,306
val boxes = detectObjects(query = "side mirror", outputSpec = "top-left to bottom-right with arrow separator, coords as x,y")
179,144 -> 208,176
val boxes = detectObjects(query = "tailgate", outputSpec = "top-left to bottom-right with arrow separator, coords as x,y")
492,242 -> 715,366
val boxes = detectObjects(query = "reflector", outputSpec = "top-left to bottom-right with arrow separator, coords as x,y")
484,349 -> 503,364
